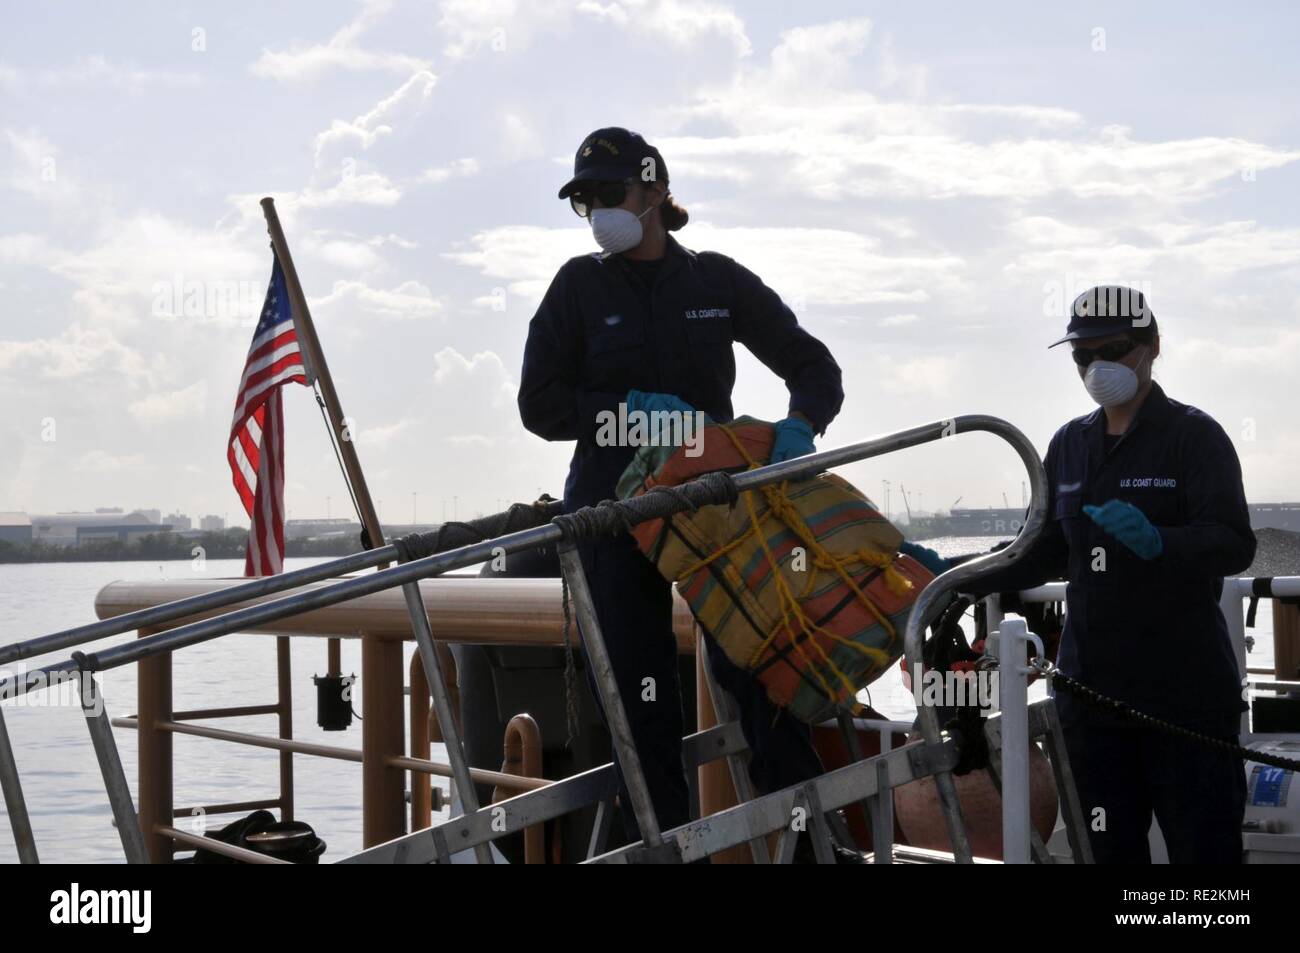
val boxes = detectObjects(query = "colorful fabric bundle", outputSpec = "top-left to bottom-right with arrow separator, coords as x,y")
616,416 -> 933,723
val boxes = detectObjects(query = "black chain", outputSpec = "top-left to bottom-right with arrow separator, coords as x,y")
1040,662 -> 1300,772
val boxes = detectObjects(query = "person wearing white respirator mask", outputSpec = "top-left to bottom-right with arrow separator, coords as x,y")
518,127 -> 857,860
960,285 -> 1255,864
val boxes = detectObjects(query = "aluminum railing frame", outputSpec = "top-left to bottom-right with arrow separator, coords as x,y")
74,667 -> 150,863
0,706 -> 37,863
982,699 -> 1096,864
4,414 -> 1049,863
587,734 -> 961,864
339,720 -> 752,863
338,413 -> 1048,864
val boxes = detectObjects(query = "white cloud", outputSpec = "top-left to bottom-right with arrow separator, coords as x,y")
420,157 -> 480,184
444,224 -> 596,300
128,381 -> 209,424
658,19 -> 1299,204
662,126 -> 1299,203
1178,326 -> 1300,372
243,171 -> 405,218
636,0 -> 751,56
446,221 -> 965,308
427,347 -> 518,447
5,4 -> 1300,523
302,230 -> 419,272
439,0 -> 751,59
356,417 -> 414,450
312,70 -> 438,165
0,55 -> 201,91
304,234 -> 389,271
878,354 -> 960,397
499,112 -> 545,164
251,0 -> 432,82
48,213 -> 263,329
0,231 -> 59,265
0,322 -> 149,381
438,0 -> 573,58
75,450 -> 146,473
1003,220 -> 1300,283
3,128 -> 76,201
770,17 -> 870,88
314,278 -> 445,319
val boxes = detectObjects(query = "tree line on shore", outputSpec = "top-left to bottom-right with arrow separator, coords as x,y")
0,529 -> 365,563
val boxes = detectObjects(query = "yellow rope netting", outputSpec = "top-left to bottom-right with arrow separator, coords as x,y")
672,422 -> 915,707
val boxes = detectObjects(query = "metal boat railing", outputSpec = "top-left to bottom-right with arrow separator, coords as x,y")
986,577 -> 1300,735
2,414 -> 1086,864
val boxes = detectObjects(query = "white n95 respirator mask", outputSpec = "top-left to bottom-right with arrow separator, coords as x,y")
1083,349 -> 1148,407
590,206 -> 653,254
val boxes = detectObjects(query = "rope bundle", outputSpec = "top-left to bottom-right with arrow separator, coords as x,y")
679,424 -> 913,711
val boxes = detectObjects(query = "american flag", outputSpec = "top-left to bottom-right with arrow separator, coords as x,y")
229,256 -> 311,577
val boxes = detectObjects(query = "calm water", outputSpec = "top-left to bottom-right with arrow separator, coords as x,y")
0,557 -> 452,864
0,539 -> 1275,863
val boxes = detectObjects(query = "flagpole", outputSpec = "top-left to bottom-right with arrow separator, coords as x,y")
260,197 -> 389,676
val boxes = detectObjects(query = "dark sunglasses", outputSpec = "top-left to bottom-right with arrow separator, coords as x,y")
1070,338 -> 1140,367
569,179 -> 636,218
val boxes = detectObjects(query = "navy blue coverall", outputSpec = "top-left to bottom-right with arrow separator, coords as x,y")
974,383 -> 1255,863
517,233 -> 844,838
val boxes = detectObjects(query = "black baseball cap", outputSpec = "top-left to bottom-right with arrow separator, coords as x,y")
557,127 -> 668,199
1049,285 -> 1159,348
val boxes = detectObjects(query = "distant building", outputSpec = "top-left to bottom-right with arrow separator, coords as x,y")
0,512 -> 33,546
138,509 -> 162,524
286,518 -> 359,541
76,522 -> 173,545
199,515 -> 225,532
30,511 -> 166,547
166,512 -> 192,531
1250,503 -> 1300,533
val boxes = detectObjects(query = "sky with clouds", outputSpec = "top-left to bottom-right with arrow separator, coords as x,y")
3,0 -> 1298,528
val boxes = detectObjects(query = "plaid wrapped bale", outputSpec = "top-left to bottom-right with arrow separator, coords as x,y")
616,416 -> 933,723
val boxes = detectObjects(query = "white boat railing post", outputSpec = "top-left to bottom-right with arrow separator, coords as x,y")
991,615 -> 1043,865
984,592 -> 1004,637
1219,577 -> 1251,736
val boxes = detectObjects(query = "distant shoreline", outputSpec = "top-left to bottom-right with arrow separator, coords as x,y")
0,530 -> 364,564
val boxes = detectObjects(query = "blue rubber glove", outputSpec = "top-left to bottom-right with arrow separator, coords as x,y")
1083,499 -> 1163,560
898,540 -> 950,576
625,390 -> 695,416
770,416 -> 816,464
625,390 -> 696,447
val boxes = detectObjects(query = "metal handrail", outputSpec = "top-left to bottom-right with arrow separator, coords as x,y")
21,415 -> 1044,681
5,414 -> 1051,865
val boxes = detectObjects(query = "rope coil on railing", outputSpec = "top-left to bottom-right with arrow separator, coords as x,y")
549,472 -> 740,544
1034,659 -> 1300,772
392,496 -> 561,564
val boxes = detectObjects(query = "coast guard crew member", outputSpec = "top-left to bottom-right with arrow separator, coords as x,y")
971,286 -> 1255,864
517,127 -> 848,853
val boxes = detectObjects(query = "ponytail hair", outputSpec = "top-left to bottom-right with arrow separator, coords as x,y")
659,189 -> 689,231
